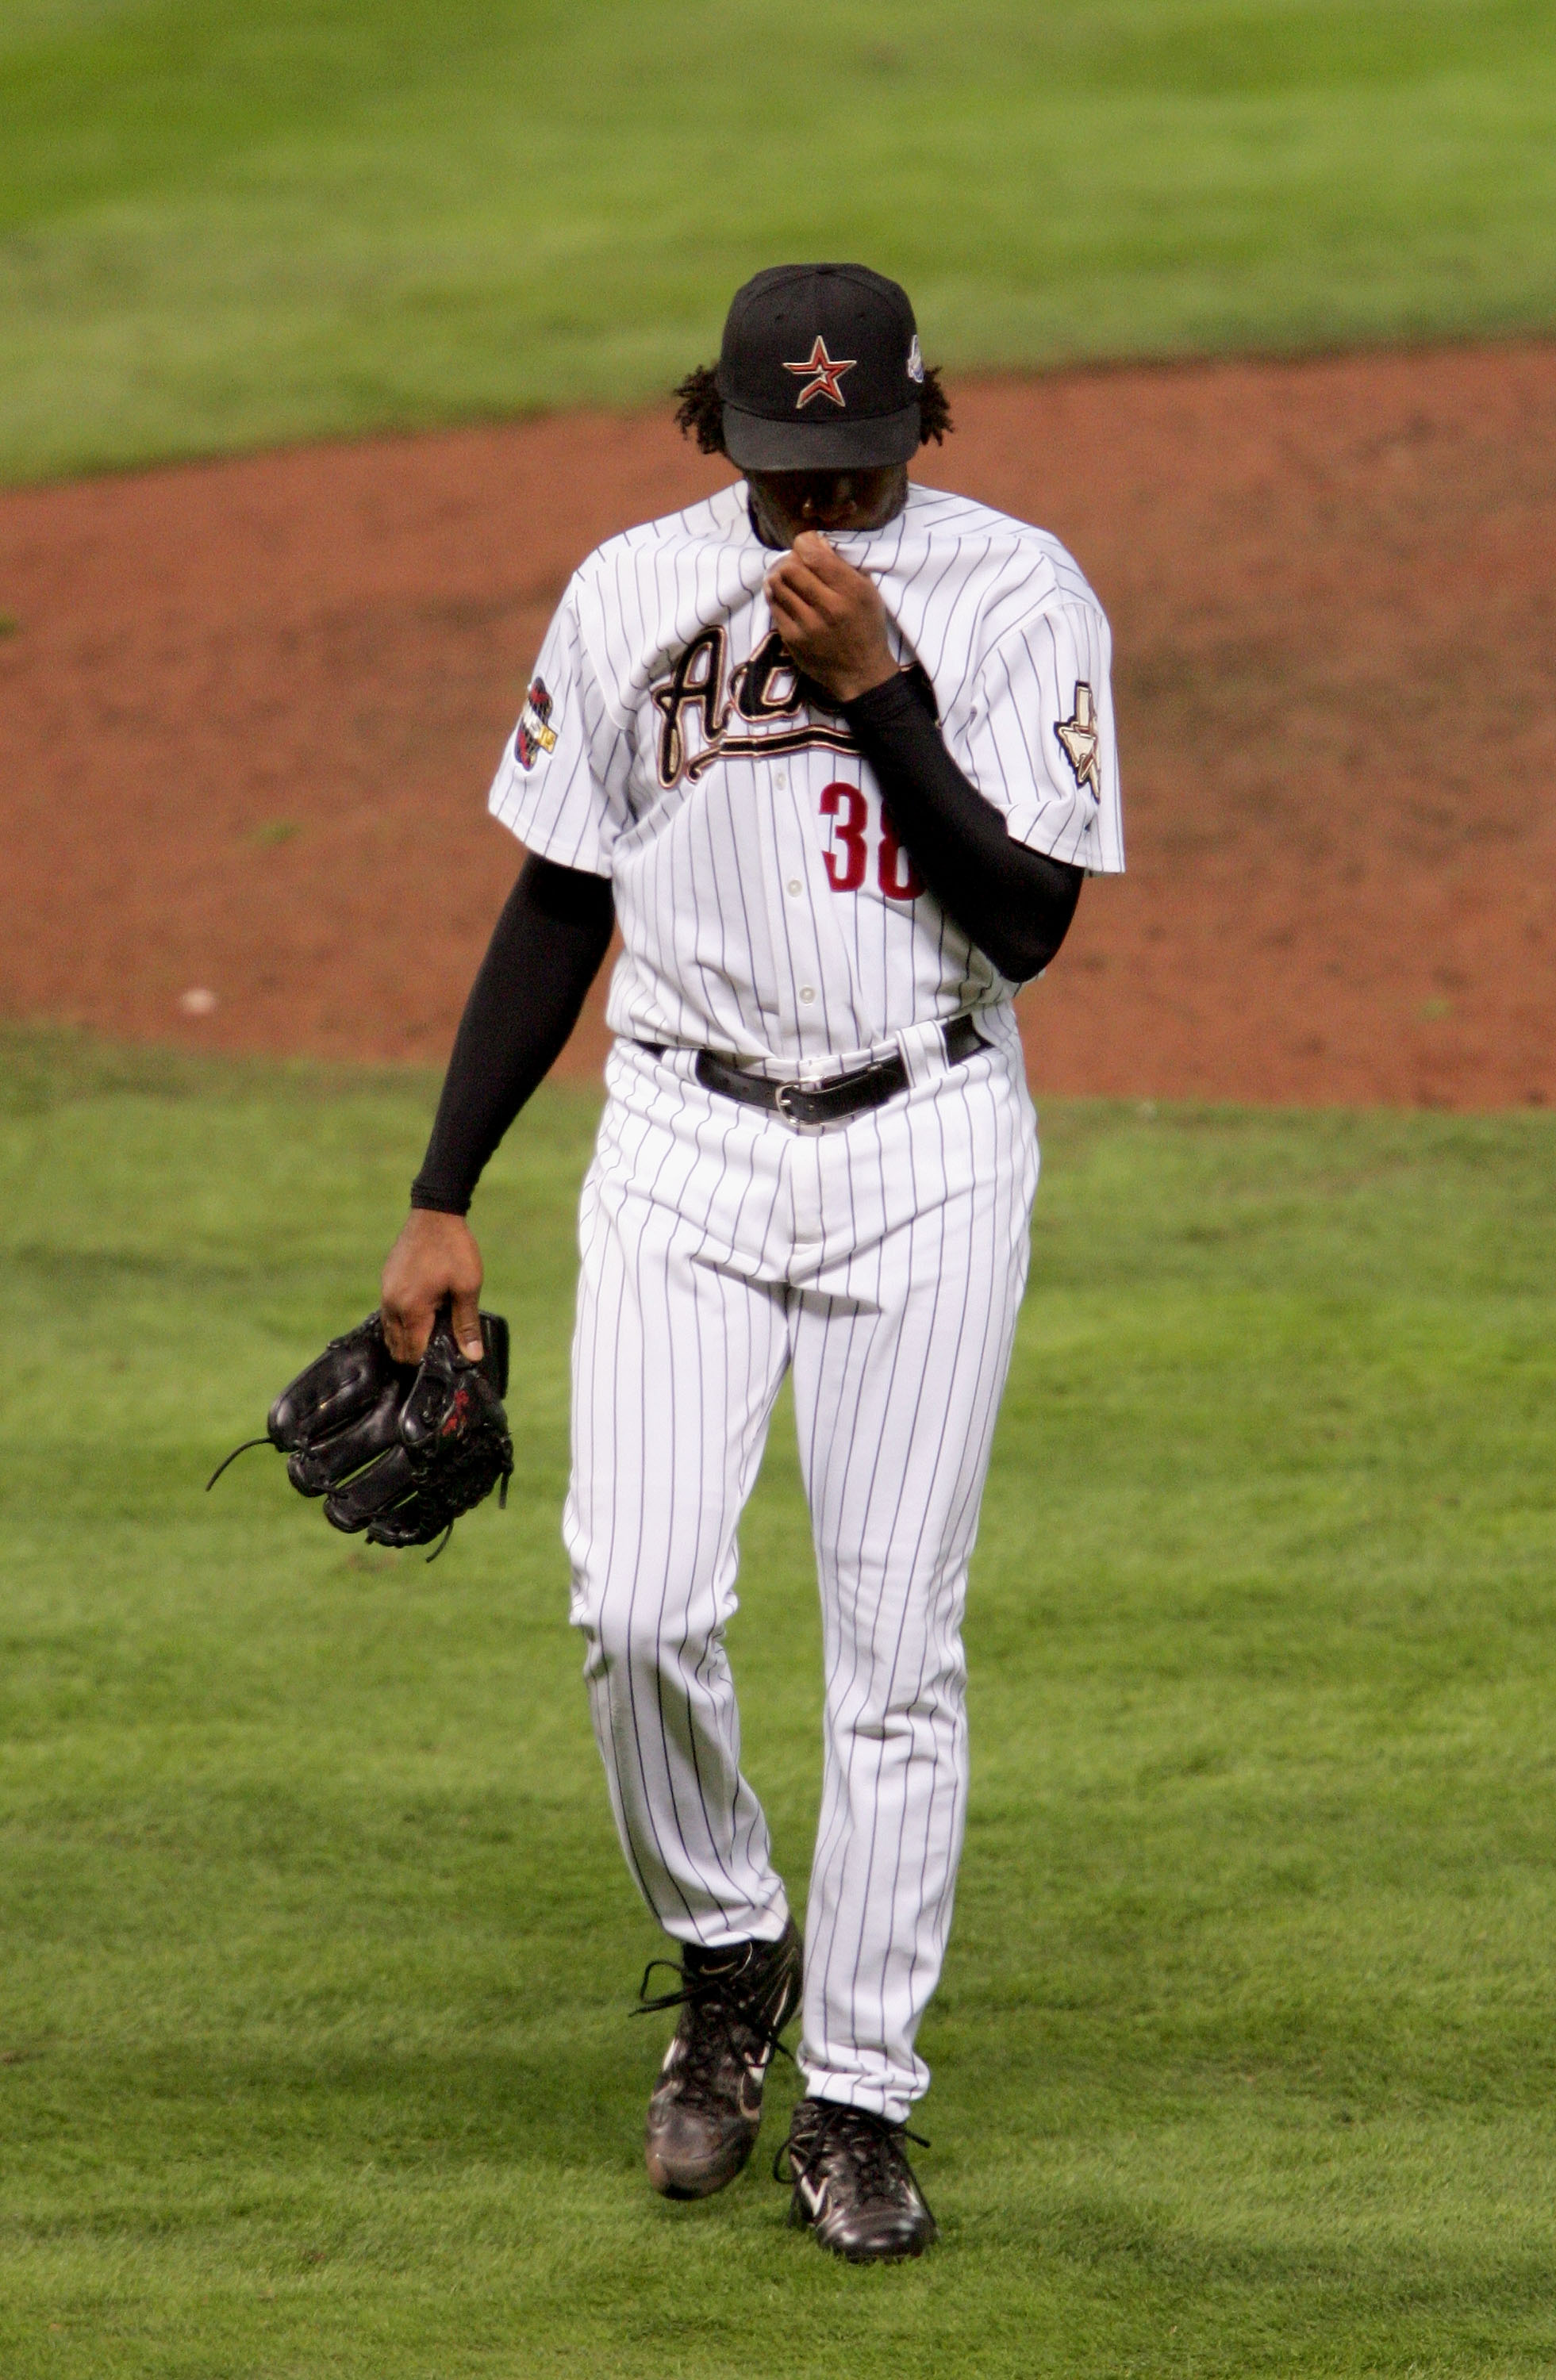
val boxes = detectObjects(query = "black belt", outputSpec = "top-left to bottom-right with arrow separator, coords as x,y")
682,1013 -> 984,1128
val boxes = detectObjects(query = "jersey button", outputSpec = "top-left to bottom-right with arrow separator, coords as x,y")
775,769 -> 788,788
799,986 -> 816,1004
787,879 -> 802,896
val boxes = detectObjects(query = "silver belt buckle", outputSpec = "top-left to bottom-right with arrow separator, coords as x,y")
774,1076 -> 839,1133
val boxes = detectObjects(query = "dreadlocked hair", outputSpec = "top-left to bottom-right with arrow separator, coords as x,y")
673,361 -> 955,457
674,364 -> 727,455
916,364 -> 952,444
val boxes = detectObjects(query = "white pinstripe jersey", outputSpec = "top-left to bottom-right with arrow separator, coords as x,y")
489,477 -> 1124,1068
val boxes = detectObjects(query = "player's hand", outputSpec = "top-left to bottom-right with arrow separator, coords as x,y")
381,1209 -> 485,1364
765,532 -> 897,705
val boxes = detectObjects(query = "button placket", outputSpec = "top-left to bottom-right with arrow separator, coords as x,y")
767,766 -> 828,1050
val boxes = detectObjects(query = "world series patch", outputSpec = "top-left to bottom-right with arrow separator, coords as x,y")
517,678 -> 558,770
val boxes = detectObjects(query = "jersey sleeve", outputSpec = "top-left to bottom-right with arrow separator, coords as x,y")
947,598 -> 1124,876
486,584 -> 633,879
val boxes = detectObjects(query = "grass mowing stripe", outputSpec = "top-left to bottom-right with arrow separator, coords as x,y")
2,1 -> 1556,480
1,1031 -> 1553,2374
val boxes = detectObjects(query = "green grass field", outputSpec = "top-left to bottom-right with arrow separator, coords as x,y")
2,1029 -> 1554,2376
3,0 -> 1556,481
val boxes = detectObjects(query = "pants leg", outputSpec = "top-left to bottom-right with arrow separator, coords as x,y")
790,1059 -> 1037,2120
565,1148 -> 793,1948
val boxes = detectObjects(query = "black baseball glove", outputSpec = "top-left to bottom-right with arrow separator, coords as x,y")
209,1304 -> 514,1557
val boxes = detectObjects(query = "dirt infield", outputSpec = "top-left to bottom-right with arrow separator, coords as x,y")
2,343 -> 1552,1106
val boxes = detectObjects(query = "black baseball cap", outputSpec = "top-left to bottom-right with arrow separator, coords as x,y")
716,263 -> 925,471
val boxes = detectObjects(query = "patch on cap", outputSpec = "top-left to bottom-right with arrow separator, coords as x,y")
782,336 -> 857,410
907,334 -> 924,385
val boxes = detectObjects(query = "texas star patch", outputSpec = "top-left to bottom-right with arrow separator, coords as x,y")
1054,681 -> 1102,800
783,336 -> 856,410
517,677 -> 558,770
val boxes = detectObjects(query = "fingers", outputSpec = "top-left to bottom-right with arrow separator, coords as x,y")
766,577 -> 824,647
381,1210 -> 484,1365
766,553 -> 847,622
790,530 -> 863,586
766,560 -> 849,657
382,1298 -> 436,1367
765,531 -> 894,704
765,574 -> 828,644
379,1238 -> 432,1358
450,1288 -> 485,1363
766,539 -> 884,647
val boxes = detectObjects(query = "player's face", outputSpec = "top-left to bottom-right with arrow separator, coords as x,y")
746,464 -> 909,548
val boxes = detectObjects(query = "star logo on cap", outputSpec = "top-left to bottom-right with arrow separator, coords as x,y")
783,336 -> 857,410
1055,682 -> 1102,799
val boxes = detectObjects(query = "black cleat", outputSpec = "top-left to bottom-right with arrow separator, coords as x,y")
778,2096 -> 939,2262
637,1917 -> 803,2199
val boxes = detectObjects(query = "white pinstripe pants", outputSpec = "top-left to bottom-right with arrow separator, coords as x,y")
564,1027 -> 1038,2121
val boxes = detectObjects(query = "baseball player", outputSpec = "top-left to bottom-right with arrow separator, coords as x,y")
380,264 -> 1123,2262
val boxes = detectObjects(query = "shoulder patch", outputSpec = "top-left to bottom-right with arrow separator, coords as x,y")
1054,682 -> 1101,800
517,678 -> 558,770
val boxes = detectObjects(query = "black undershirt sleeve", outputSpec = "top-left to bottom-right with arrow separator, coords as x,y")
838,669 -> 1083,984
409,853 -> 615,1215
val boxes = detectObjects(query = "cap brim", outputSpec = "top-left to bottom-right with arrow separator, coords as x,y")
720,402 -> 921,471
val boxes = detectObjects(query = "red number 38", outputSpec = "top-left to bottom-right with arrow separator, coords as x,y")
818,782 -> 925,901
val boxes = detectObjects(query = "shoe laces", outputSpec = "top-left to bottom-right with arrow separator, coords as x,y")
774,2101 -> 928,2193
633,1942 -> 795,2108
